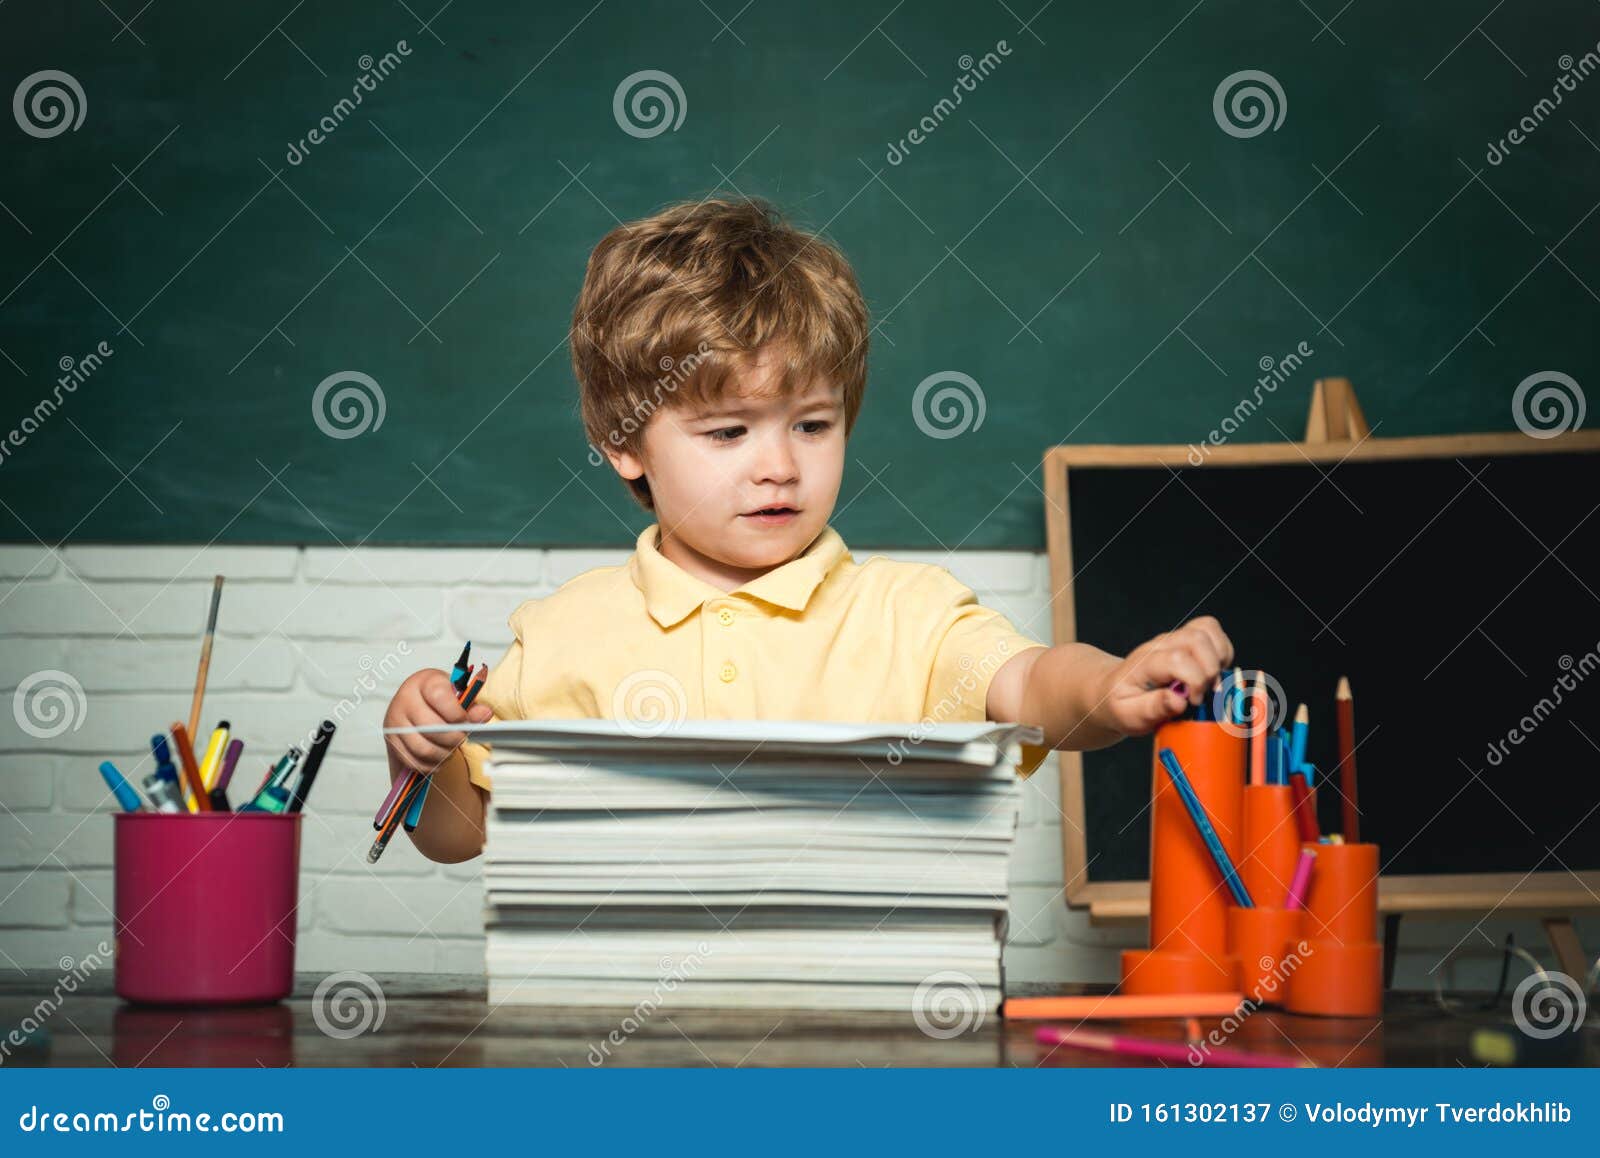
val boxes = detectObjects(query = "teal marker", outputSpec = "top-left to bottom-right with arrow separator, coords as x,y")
98,761 -> 144,812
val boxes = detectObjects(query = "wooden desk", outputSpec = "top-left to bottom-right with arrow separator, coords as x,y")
1,973 -> 1588,1067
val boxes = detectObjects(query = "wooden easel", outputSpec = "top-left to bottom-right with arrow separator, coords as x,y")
1305,378 -> 1590,987
1304,376 -> 1371,442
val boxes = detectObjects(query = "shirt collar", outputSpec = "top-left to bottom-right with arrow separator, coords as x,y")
629,523 -> 851,628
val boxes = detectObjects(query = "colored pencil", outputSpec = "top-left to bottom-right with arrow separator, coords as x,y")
1035,1025 -> 1312,1068
1004,993 -> 1246,1020
168,722 -> 211,812
1288,770 -> 1318,842
1336,676 -> 1359,842
1284,847 -> 1317,909
459,663 -> 488,709
1230,667 -> 1244,725
1289,703 -> 1309,773
1158,748 -> 1253,907
187,575 -> 224,740
1249,673 -> 1268,786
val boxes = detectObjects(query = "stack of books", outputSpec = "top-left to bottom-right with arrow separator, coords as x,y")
457,719 -> 1039,1012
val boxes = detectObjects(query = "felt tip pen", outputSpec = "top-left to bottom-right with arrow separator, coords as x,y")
197,721 -> 230,792
288,720 -> 334,814
1035,1025 -> 1311,1068
242,785 -> 291,814
98,761 -> 144,812
141,772 -> 184,813
268,747 -> 304,791
402,774 -> 431,832
214,738 -> 244,795
450,641 -> 472,694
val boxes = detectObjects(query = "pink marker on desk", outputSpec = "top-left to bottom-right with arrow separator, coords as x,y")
1036,1025 -> 1311,1068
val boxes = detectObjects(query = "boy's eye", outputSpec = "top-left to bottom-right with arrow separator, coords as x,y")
706,425 -> 746,442
797,419 -> 833,435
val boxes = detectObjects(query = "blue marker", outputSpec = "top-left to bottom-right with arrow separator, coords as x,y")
1158,748 -> 1254,908
98,761 -> 144,812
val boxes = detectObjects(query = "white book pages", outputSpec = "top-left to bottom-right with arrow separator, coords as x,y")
390,717 -> 1042,766
486,977 -> 1001,1012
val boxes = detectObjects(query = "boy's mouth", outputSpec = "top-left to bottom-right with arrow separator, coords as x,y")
740,505 -> 800,525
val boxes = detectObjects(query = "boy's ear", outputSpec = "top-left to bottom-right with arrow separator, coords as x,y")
602,442 -> 646,482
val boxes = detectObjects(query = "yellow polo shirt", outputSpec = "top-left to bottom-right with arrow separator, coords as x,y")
451,524 -> 1050,791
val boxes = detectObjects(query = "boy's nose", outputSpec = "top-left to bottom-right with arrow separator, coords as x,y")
753,431 -> 799,484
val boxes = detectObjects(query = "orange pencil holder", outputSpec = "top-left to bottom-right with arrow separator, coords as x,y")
1226,905 -> 1303,1007
1121,721 -> 1244,996
1284,840 -> 1383,1017
1239,785 -> 1300,907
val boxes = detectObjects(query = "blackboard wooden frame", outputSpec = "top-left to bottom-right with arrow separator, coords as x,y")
1043,427 -> 1600,924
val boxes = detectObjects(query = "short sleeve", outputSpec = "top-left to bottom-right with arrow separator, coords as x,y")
921,573 -> 1050,776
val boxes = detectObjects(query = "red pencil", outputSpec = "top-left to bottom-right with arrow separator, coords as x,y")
1336,676 -> 1359,842
1289,770 -> 1319,842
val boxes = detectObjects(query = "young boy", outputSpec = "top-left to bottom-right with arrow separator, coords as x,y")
383,197 -> 1233,864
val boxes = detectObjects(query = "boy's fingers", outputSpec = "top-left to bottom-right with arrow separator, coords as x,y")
398,730 -> 462,769
421,678 -> 469,722
1144,648 -> 1207,697
1184,616 -> 1233,670
467,704 -> 493,723
1117,688 -> 1186,735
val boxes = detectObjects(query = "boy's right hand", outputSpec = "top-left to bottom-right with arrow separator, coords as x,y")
383,668 -> 493,774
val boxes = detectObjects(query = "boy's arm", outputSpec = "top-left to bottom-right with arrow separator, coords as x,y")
383,742 -> 486,863
987,616 -> 1232,751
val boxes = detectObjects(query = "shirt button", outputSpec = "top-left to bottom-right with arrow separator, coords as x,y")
717,608 -> 735,626
719,663 -> 737,683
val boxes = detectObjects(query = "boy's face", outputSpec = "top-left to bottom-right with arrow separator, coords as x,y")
606,347 -> 846,577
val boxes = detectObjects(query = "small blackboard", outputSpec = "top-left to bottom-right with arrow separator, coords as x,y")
1046,430 -> 1600,916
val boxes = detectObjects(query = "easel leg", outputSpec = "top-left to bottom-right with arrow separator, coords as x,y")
1382,913 -> 1402,990
1543,916 -> 1588,980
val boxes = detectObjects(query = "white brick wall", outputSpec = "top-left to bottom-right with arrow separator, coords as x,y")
0,544 -> 1588,988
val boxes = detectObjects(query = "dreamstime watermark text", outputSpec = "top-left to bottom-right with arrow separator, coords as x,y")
1484,647 -> 1599,767
885,42 -> 1012,165
0,341 -> 113,468
1188,341 -> 1313,464
1486,43 -> 1600,164
286,41 -> 412,165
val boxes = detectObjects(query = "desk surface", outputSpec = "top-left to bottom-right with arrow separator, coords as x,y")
1,973 -> 1586,1068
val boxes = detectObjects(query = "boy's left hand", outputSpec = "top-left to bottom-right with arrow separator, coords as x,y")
1096,616 -> 1233,737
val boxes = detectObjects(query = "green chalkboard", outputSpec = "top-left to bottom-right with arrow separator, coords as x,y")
2,1 -> 1596,547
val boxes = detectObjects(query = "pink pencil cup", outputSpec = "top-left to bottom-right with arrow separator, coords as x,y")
114,812 -> 302,1005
